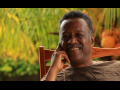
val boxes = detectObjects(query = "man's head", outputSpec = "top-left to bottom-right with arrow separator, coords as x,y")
58,10 -> 94,66
59,10 -> 93,37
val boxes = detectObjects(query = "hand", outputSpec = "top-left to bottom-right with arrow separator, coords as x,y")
50,43 -> 70,73
43,43 -> 70,81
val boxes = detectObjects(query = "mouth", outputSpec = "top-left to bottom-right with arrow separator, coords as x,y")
66,46 -> 83,58
65,43 -> 83,54
69,47 -> 82,51
66,46 -> 83,52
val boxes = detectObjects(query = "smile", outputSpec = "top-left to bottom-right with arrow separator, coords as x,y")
66,47 -> 82,56
69,48 -> 79,51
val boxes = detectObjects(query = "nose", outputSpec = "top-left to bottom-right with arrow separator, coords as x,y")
68,35 -> 77,44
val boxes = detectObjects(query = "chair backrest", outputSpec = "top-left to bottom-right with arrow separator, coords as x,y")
39,46 -> 120,80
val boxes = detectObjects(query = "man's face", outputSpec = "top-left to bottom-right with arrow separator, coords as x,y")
59,18 -> 94,65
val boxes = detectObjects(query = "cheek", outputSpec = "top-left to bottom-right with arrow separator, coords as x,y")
80,37 -> 90,48
83,39 -> 92,52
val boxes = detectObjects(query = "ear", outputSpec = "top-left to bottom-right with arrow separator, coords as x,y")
91,34 -> 94,47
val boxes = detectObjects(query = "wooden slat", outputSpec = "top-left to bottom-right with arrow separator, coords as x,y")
39,46 -> 46,80
45,50 -> 54,61
92,47 -> 120,59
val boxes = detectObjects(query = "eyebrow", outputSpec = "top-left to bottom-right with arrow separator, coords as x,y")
61,29 -> 85,35
62,30 -> 84,34
75,30 -> 84,33
62,32 -> 69,34
61,31 -> 69,34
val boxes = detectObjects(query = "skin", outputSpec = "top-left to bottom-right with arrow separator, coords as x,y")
44,18 -> 94,81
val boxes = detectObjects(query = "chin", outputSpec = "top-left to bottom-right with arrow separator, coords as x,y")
69,56 -> 82,63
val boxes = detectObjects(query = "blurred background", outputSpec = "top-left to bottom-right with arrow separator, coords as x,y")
0,8 -> 120,81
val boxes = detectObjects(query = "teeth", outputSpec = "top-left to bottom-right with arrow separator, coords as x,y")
70,48 -> 79,50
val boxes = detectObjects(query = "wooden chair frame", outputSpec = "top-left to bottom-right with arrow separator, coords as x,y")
39,46 -> 120,80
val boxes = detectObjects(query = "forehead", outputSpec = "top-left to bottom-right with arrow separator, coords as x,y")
59,18 -> 88,33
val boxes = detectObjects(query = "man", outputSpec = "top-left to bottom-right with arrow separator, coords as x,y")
41,10 -> 120,81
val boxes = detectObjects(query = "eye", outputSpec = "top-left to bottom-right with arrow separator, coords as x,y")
62,35 -> 70,40
76,34 -> 84,37
63,35 -> 70,38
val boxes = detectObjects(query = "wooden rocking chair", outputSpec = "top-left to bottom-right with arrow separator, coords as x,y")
38,46 -> 120,80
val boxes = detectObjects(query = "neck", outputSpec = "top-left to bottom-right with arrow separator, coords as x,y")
69,59 -> 93,68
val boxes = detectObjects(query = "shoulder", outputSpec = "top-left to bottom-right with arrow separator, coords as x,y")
92,60 -> 120,67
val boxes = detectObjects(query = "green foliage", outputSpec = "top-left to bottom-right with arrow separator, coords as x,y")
0,8 -> 84,78
93,58 -> 99,61
95,8 -> 120,37
0,58 -> 39,80
0,8 -> 120,79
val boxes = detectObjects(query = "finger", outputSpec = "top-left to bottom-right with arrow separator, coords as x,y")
58,51 -> 70,63
60,59 -> 68,70
62,54 -> 70,63
61,59 -> 67,66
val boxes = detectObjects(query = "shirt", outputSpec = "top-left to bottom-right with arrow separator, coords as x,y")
41,61 -> 120,81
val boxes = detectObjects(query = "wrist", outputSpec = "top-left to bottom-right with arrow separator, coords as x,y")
50,66 -> 60,73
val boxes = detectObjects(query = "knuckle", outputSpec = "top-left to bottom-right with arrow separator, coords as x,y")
52,52 -> 60,57
56,52 -> 60,56
51,52 -> 57,58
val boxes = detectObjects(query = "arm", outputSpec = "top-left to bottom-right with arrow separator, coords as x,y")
43,44 -> 70,81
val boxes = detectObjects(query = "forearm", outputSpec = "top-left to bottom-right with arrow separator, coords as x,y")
42,44 -> 70,81
44,67 -> 59,81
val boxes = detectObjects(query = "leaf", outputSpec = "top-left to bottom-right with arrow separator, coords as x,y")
0,64 -> 12,72
117,8 -> 120,18
113,8 -> 116,26
95,8 -> 108,37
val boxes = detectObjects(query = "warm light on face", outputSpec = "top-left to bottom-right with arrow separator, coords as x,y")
59,18 -> 93,64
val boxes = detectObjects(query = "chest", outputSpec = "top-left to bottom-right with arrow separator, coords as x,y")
91,66 -> 120,81
64,66 -> 120,81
